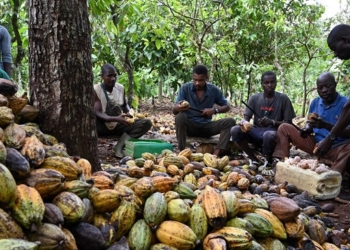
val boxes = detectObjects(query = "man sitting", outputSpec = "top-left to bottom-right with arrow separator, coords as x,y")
172,64 -> 236,157
273,72 -> 350,176
231,71 -> 296,166
94,63 -> 152,158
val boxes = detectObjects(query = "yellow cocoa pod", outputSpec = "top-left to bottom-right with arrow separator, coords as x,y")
88,175 -> 114,190
0,208 -> 25,239
91,189 -> 122,213
76,158 -> 92,179
255,208 -> 287,240
202,185 -> 227,228
177,155 -> 190,165
142,152 -> 156,162
11,184 -> 45,229
150,243 -> 178,250
20,135 -> 45,167
203,237 -> 227,250
133,177 -> 156,199
126,117 -> 135,124
167,198 -> 191,223
189,153 -> 204,162
180,101 -> 189,107
164,191 -> 180,203
322,242 -> 341,250
62,228 -> 78,250
26,169 -> 65,199
203,227 -> 252,249
156,220 -> 197,250
178,148 -> 192,159
110,200 -> 136,240
284,218 -> 305,239
151,175 -> 178,193
184,173 -> 197,186
167,164 -> 180,176
53,191 -> 85,224
163,155 -> 183,168
203,153 -> 218,168
40,156 -> 82,181
217,155 -> 229,170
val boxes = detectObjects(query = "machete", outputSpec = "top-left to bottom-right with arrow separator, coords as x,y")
189,107 -> 203,113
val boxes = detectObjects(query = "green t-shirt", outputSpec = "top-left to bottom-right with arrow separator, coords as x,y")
0,69 -> 10,80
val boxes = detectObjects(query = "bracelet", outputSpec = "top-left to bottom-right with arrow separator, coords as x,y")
272,120 -> 276,126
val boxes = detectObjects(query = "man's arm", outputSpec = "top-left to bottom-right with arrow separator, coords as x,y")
311,115 -> 350,138
216,105 -> 230,113
3,62 -> 11,77
172,100 -> 190,115
329,99 -> 350,136
121,92 -> 130,114
1,27 -> 12,76
314,99 -> 350,157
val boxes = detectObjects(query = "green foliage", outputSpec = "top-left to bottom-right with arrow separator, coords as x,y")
4,0 -> 349,114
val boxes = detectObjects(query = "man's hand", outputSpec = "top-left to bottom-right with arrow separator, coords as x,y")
116,114 -> 132,125
174,100 -> 190,113
239,120 -> 253,132
308,116 -> 329,129
314,136 -> 332,157
259,117 -> 274,127
201,108 -> 215,117
300,123 -> 313,138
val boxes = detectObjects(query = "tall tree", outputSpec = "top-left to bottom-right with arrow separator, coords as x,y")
28,0 -> 101,171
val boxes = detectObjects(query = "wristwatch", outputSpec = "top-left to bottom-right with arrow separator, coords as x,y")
214,108 -> 219,114
328,133 -> 337,141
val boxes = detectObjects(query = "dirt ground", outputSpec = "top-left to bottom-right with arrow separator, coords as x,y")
97,98 -> 350,232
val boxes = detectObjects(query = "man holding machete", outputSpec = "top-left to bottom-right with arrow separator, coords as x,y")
274,72 -> 350,176
172,64 -> 236,157
231,71 -> 296,167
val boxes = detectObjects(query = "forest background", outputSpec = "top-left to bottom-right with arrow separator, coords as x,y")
1,0 -> 350,169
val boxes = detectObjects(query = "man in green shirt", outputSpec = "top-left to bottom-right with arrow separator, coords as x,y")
0,68 -> 10,80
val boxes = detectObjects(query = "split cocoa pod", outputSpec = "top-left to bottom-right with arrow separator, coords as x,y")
240,121 -> 253,132
180,100 -> 189,107
307,112 -> 319,121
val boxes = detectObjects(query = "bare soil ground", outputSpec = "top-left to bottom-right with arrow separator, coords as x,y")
97,98 -> 350,232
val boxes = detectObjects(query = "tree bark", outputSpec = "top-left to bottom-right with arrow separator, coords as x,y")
28,0 -> 101,171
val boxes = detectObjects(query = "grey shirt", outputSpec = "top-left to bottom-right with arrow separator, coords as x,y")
245,92 -> 296,127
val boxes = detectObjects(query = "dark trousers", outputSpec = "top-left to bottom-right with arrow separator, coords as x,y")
175,112 -> 236,150
96,118 -> 152,138
231,125 -> 277,155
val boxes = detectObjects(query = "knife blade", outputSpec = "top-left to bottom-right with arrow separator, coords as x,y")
189,107 -> 203,113
242,100 -> 261,118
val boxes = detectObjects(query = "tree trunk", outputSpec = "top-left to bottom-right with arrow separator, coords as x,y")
274,31 -> 285,93
28,0 -> 101,171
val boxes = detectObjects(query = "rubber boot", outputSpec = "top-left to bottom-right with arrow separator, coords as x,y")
113,133 -> 130,158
